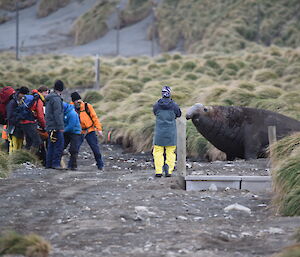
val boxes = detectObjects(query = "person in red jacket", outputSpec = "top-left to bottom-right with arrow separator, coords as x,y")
33,86 -> 49,165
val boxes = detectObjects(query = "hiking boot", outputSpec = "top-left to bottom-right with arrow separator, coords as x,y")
163,164 -> 170,177
155,172 -> 162,177
165,172 -> 172,177
53,166 -> 65,170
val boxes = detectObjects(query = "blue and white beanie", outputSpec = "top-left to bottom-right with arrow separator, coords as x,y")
162,86 -> 171,98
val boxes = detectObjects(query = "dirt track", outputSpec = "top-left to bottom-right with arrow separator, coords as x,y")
0,143 -> 299,257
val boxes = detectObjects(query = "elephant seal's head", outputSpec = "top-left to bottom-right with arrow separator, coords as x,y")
186,103 -> 209,120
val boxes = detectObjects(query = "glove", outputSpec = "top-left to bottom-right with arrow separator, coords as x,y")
97,130 -> 103,138
37,128 -> 48,140
50,130 -> 58,143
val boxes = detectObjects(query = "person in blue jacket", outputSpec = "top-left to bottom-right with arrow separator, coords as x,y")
153,86 -> 181,177
63,102 -> 81,170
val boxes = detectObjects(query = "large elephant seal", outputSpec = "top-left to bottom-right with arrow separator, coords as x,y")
186,103 -> 300,160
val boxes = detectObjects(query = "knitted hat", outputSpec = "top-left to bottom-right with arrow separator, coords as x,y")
18,86 -> 29,95
71,92 -> 81,102
54,80 -> 64,92
162,86 -> 171,98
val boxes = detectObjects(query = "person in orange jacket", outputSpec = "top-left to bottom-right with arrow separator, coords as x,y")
70,92 -> 104,170
1,125 -> 9,152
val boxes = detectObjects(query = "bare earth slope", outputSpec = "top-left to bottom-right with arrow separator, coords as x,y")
0,143 -> 299,257
0,0 -> 160,56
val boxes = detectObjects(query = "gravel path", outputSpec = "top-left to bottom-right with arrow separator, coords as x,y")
0,143 -> 299,257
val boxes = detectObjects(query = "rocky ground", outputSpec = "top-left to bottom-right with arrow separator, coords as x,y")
0,142 -> 300,257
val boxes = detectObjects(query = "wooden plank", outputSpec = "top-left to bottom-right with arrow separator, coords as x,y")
176,117 -> 186,190
268,125 -> 277,175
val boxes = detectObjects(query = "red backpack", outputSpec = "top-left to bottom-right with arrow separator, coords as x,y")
0,86 -> 15,124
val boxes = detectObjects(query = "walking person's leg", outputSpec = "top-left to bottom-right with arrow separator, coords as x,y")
46,138 -> 54,168
153,145 -> 164,177
85,131 -> 104,170
21,123 -> 41,153
68,134 -> 80,170
77,134 -> 85,152
52,131 -> 64,169
39,141 -> 47,167
9,135 -> 23,153
64,132 -> 71,150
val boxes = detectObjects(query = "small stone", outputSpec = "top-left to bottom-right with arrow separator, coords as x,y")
224,203 -> 251,214
209,184 -> 218,191
176,216 -> 188,220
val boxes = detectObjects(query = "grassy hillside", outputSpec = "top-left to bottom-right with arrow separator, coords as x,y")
37,0 -> 71,18
154,0 -> 300,53
1,45 -> 300,157
1,0 -> 300,53
0,0 -> 35,11
71,0 -> 117,45
67,0 -> 300,53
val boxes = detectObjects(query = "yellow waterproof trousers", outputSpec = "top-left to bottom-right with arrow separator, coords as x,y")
153,145 -> 176,175
9,136 -> 23,154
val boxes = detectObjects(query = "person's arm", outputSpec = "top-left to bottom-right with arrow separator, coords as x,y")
88,104 -> 103,137
153,102 -> 158,115
173,102 -> 181,118
52,98 -> 64,130
35,99 -> 46,129
6,100 -> 14,122
88,104 -> 102,131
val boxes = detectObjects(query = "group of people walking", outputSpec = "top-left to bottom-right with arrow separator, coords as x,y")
2,81 -> 181,177
3,80 -> 104,171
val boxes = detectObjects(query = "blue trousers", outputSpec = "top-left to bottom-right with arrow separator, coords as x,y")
46,131 -> 64,168
78,131 -> 104,169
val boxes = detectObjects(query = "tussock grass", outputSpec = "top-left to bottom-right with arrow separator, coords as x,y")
9,149 -> 41,167
295,228 -> 300,243
71,0 -> 117,45
0,0 -> 35,11
0,231 -> 51,257
204,144 -> 227,162
272,244 -> 300,257
120,0 -> 152,28
154,0 -> 300,53
83,90 -> 103,104
186,122 -> 208,159
1,46 -> 300,159
0,150 -> 10,178
37,0 -> 70,18
270,133 -> 300,216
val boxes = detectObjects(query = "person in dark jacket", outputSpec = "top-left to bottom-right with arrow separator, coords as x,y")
45,80 -> 65,169
19,91 -> 44,154
6,87 -> 29,153
63,102 -> 81,170
153,86 -> 181,177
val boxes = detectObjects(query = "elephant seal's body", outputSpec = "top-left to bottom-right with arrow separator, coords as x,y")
186,104 -> 300,160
